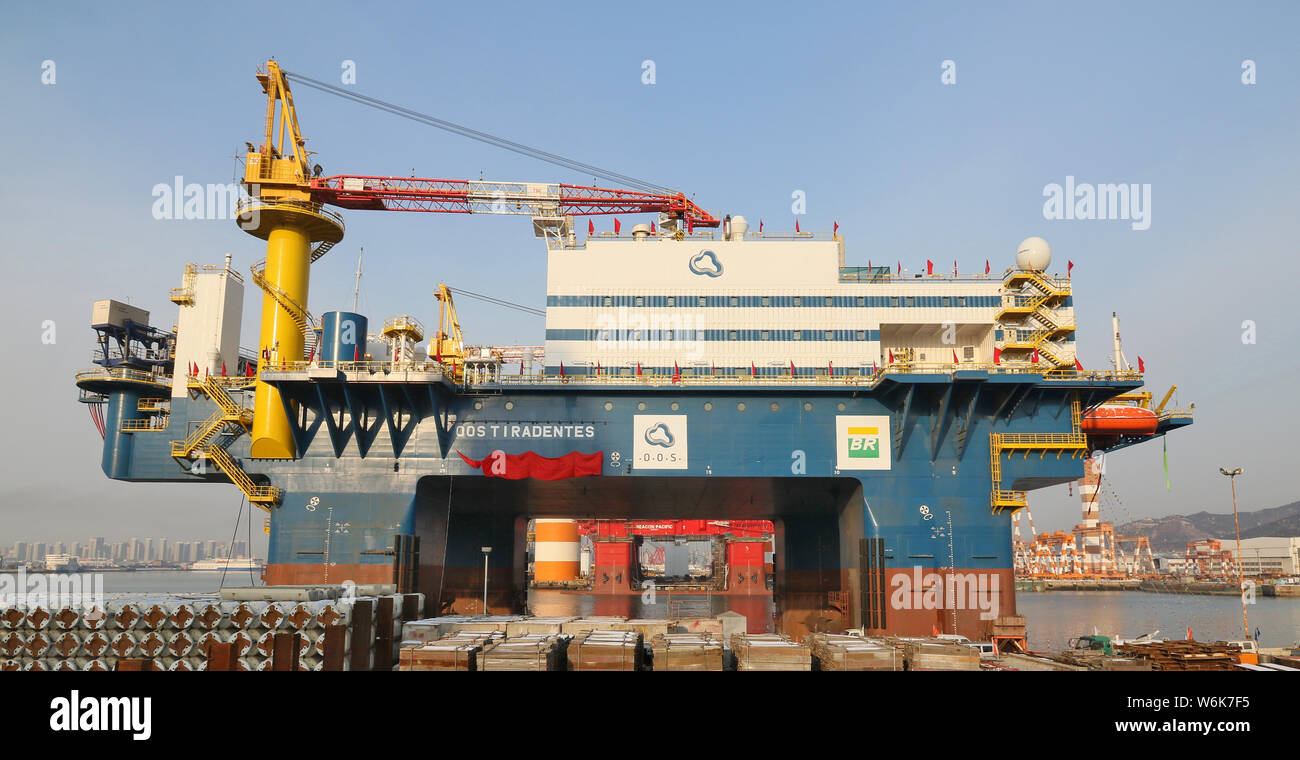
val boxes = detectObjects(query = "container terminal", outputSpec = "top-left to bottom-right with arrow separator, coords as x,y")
59,60 -> 1204,665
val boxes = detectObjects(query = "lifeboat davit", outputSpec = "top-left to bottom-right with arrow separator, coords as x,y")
1081,404 -> 1158,435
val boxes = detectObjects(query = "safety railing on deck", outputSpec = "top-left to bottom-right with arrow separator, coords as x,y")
75,367 -> 170,385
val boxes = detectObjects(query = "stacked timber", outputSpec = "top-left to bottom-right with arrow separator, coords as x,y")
560,616 -> 628,635
1115,641 -> 1239,671
506,617 -> 576,637
399,631 -> 505,671
649,633 -> 724,671
566,630 -> 642,671
479,634 -> 564,671
897,638 -> 980,671
807,633 -> 902,671
731,634 -> 811,671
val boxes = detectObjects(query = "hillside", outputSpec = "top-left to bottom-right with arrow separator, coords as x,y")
1115,501 -> 1300,554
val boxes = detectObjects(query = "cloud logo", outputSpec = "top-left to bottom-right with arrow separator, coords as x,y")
644,423 -> 676,447
688,250 -> 723,277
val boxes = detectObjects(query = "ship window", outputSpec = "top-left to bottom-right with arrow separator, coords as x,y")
698,296 -> 707,307
761,330 -> 770,340
857,330 -> 866,340
793,330 -> 802,341
957,296 -> 966,307
666,296 -> 675,307
729,330 -> 738,341
890,296 -> 900,307
730,296 -> 739,307
761,296 -> 771,307
824,330 -> 834,340
905,297 -> 915,307
633,330 -> 643,340
824,296 -> 833,306
665,330 -> 673,341
793,296 -> 802,306
604,296 -> 612,307
942,297 -> 951,307
856,296 -> 865,307
635,296 -> 644,307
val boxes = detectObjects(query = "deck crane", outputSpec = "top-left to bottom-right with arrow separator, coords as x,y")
237,60 -> 720,458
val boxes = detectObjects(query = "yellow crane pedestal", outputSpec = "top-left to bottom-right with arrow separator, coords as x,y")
238,201 -> 344,459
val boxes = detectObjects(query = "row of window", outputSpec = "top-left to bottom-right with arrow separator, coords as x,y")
546,294 -> 1014,309
543,365 -> 882,377
546,329 -> 1008,342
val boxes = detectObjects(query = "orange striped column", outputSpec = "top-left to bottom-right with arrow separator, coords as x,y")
533,519 -> 580,581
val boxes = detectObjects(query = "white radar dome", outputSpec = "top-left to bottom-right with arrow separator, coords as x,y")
1015,237 -> 1052,272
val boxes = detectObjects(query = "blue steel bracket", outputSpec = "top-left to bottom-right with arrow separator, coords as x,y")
892,384 -> 916,460
929,383 -> 955,463
954,383 -> 983,459
424,384 -> 451,458
315,384 -> 347,457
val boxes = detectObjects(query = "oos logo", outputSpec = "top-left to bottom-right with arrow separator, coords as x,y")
688,250 -> 723,277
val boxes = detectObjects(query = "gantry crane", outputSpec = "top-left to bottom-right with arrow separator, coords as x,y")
238,60 -> 721,458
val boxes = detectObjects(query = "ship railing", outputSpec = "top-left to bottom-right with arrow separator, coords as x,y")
262,359 -> 455,375
235,197 -> 346,232
75,367 -> 170,385
838,268 -> 1002,282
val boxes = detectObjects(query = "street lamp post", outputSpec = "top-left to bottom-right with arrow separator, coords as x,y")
481,546 -> 492,615
1219,467 -> 1248,641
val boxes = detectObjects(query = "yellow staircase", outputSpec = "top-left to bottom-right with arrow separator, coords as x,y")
170,375 -> 280,528
988,396 -> 1088,514
997,270 -> 1075,368
248,239 -> 333,363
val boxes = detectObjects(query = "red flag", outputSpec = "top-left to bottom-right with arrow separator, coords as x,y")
868,259 -> 872,270
833,221 -> 839,236
795,218 -> 800,233
993,348 -> 1002,365
354,346 -> 360,361
872,361 -> 878,374
614,218 -> 621,234
221,361 -> 227,376
1075,358 -> 1084,371
1068,260 -> 1074,277
306,345 -> 314,363
636,362 -> 642,377
953,349 -> 959,364
595,361 -> 601,376
751,362 -> 757,377
932,625 -> 940,637
650,222 -> 656,234
926,260 -> 933,275
711,362 -> 716,375
1186,627 -> 1193,641
519,361 -> 525,375
673,361 -> 680,383
759,219 -> 763,232
789,360 -> 796,377
246,362 -> 255,377
1031,348 -> 1040,364
896,261 -> 901,275
828,361 -> 833,376
559,361 -> 565,378
888,349 -> 894,363
985,260 -> 990,275
457,450 -> 603,480
953,260 -> 958,276
1138,356 -> 1145,373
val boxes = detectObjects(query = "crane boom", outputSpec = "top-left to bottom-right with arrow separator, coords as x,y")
310,175 -> 719,228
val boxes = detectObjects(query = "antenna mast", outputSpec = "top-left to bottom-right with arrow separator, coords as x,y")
353,247 -> 363,312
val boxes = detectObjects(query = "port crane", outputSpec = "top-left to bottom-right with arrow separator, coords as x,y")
235,59 -> 719,460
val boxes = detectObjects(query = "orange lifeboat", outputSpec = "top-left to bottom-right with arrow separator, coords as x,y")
1081,404 -> 1158,435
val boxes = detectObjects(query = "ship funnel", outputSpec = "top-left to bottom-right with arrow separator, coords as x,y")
631,223 -> 652,240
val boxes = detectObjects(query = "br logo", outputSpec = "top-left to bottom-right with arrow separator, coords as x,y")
688,250 -> 723,277
644,423 -> 675,447
846,425 -> 881,458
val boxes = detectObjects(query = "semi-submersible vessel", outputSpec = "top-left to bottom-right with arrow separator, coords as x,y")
74,62 -> 1192,642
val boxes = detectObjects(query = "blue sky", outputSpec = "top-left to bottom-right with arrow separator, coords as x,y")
2,1 -> 1297,546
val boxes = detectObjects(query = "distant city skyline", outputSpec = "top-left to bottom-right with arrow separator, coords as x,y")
5,536 -> 254,564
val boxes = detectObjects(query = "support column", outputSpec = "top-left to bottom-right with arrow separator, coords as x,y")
251,225 -> 311,459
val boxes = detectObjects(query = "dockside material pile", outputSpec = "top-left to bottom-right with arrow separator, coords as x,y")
649,633 -> 724,671
479,634 -> 565,671
398,631 -> 506,671
1114,641 -> 1241,671
807,633 -> 903,671
566,630 -> 642,671
896,638 -> 981,671
731,634 -> 811,671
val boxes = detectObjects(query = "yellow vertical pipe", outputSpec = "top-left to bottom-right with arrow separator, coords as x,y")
250,224 -> 311,459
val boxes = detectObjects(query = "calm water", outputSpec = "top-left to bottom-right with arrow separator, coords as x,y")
1017,591 -> 1300,651
96,570 -> 263,594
